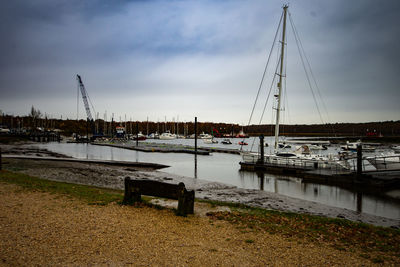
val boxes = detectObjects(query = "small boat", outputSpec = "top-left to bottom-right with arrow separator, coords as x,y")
148,132 -> 160,139
159,131 -> 176,140
221,139 -> 232,145
239,141 -> 248,145
236,129 -> 249,138
392,145 -> 400,153
203,139 -> 218,144
366,154 -> 400,170
278,142 -> 291,149
133,131 -> 147,141
341,140 -> 375,152
296,144 -> 327,150
199,132 -> 213,139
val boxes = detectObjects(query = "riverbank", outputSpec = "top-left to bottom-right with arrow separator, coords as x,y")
1,143 -> 399,228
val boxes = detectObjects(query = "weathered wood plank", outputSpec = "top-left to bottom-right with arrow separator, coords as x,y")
123,177 -> 195,216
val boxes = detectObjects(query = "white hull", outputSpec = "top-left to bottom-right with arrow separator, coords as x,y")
159,132 -> 176,140
366,156 -> 400,170
203,139 -> 218,144
241,152 -> 350,171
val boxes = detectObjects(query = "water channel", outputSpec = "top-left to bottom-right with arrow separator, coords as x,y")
37,138 -> 400,220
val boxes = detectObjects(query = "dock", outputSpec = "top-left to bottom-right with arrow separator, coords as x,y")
240,161 -> 400,190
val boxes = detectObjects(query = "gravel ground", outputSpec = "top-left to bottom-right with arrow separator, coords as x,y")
0,183 -> 375,266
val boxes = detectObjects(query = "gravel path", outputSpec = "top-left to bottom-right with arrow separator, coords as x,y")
0,183 -> 374,266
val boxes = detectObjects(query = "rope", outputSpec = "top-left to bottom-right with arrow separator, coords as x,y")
289,12 -> 337,136
288,12 -> 324,124
250,58 -> 280,151
241,11 -> 284,151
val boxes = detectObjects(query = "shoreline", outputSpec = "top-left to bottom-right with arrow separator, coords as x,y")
1,143 -> 399,228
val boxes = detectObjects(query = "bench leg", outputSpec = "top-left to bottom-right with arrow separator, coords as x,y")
177,183 -> 187,216
185,191 -> 195,215
132,187 -> 141,203
123,177 -> 133,204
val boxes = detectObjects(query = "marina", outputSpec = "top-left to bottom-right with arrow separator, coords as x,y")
2,1 -> 400,265
33,140 -> 400,220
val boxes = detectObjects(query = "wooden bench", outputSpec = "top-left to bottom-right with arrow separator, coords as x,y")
123,177 -> 195,216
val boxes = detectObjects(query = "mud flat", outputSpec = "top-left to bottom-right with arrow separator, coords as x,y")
93,140 -> 241,155
1,144 -> 399,228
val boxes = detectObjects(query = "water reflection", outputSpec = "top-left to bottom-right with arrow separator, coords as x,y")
194,154 -> 198,179
357,192 -> 363,214
256,172 -> 264,191
36,142 -> 400,220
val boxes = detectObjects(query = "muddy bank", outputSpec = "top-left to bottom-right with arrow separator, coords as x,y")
1,144 -> 399,228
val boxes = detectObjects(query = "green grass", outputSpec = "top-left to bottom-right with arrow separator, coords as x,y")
0,170 -> 123,205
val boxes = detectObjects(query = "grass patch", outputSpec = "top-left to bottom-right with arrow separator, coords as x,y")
0,170 -> 123,205
206,204 -> 400,262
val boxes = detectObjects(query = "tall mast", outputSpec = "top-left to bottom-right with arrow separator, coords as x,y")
274,5 -> 288,152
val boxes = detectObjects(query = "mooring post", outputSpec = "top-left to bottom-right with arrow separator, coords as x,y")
86,118 -> 89,143
357,144 -> 362,177
194,117 -> 197,155
0,147 -> 2,171
136,122 -> 139,146
258,135 -> 264,164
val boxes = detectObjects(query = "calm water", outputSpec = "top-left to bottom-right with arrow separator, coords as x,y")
37,141 -> 400,220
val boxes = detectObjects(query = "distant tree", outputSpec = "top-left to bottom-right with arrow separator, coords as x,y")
29,106 -> 42,129
29,106 -> 42,120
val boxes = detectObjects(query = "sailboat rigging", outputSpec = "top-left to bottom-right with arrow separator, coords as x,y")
240,5 -> 349,171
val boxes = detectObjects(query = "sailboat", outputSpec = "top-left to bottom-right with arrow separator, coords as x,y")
240,5 -> 349,171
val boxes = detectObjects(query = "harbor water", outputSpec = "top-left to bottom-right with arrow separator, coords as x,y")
37,139 -> 400,220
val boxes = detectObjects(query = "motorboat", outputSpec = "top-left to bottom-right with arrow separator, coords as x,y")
132,131 -> 146,141
199,132 -> 213,139
341,140 -> 375,152
392,145 -> 400,153
366,154 -> 400,170
203,139 -> 218,144
239,141 -> 248,145
159,131 -> 176,140
296,144 -> 327,150
148,132 -> 160,139
221,139 -> 232,145
278,142 -> 291,149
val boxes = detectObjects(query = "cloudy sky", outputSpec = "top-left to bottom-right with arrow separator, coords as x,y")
1,0 -> 399,124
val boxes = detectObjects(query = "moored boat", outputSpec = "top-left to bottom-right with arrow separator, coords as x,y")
159,131 -> 176,140
221,139 -> 232,145
240,5 -> 350,172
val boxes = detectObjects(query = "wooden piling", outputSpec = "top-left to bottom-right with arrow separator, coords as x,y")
357,144 -> 362,177
194,117 -> 197,155
136,122 -> 139,146
258,135 -> 264,164
0,148 -> 2,171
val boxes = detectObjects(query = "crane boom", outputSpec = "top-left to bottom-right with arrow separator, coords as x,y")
77,74 -> 93,121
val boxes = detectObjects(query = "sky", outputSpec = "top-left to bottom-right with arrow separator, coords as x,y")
0,0 -> 399,125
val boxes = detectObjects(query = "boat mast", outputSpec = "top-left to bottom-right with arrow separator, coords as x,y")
274,5 -> 288,152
